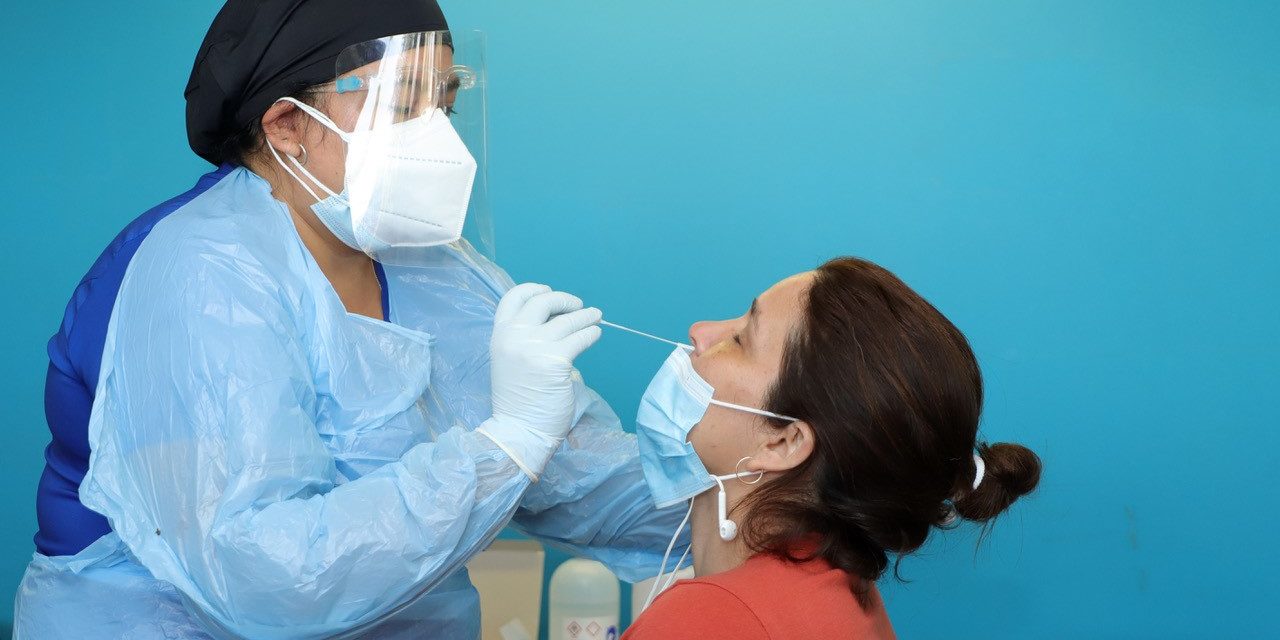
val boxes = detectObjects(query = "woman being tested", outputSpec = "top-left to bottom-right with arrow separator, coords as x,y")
15,1 -> 682,638
622,257 -> 1043,638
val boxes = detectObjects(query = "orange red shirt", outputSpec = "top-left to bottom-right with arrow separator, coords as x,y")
623,551 -> 895,640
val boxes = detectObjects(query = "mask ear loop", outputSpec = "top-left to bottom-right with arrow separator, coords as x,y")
265,98 -> 350,205
278,96 -> 353,142
267,140 -> 325,203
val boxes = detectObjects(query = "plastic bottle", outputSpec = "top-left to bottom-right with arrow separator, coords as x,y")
548,558 -> 621,640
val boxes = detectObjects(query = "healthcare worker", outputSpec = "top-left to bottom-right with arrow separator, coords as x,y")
14,1 -> 686,638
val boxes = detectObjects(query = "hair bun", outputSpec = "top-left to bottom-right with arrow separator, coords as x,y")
953,442 -> 1042,522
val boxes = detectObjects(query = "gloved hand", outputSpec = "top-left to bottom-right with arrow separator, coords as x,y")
476,283 -> 603,480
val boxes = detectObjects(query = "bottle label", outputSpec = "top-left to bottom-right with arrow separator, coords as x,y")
561,616 -> 619,640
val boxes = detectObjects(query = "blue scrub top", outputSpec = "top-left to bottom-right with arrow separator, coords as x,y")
35,165 -> 390,557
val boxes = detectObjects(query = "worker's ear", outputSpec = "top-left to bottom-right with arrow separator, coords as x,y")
260,100 -> 305,159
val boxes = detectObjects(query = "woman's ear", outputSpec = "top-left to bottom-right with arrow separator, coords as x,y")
260,101 -> 303,159
752,420 -> 815,473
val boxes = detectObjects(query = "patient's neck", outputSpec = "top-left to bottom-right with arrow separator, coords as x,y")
689,489 -> 753,577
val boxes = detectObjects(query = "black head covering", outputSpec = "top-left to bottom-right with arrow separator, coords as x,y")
185,0 -> 448,163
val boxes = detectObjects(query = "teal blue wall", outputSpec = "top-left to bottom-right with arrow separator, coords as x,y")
2,1 -> 1276,637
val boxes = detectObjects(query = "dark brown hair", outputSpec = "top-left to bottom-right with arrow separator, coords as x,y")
742,257 -> 1041,598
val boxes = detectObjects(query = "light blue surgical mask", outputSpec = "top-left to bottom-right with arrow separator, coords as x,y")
635,345 -> 720,509
309,187 -> 363,249
632,342 -> 798,509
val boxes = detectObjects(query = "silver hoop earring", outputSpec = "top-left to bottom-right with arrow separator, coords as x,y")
297,143 -> 309,166
735,456 -> 765,485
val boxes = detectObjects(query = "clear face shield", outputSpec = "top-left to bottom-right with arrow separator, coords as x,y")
311,30 -> 494,261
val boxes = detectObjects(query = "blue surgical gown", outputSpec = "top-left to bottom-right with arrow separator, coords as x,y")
14,166 -> 688,639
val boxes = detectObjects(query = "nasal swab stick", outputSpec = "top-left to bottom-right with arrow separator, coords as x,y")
599,320 -> 692,349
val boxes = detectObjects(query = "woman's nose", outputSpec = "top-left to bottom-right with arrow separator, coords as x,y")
689,320 -> 732,355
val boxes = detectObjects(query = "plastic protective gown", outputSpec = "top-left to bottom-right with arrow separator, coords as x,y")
14,167 -> 687,640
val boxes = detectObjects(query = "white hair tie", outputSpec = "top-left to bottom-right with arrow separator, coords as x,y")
971,452 -> 986,491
